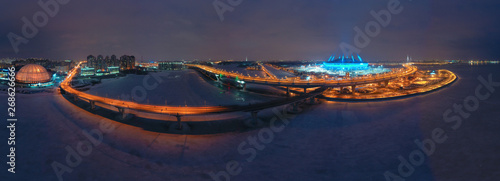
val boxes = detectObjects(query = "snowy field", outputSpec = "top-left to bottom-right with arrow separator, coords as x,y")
213,64 -> 267,78
0,64 -> 499,181
263,64 -> 296,79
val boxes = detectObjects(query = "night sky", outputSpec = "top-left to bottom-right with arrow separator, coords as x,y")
1,0 -> 499,61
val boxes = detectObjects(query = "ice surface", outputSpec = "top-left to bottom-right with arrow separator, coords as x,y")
1,64 -> 499,181
84,69 -> 278,106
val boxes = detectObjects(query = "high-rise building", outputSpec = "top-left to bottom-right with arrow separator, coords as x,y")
158,61 -> 185,70
84,54 -> 133,76
87,55 -> 96,68
111,55 -> 118,66
105,55 -> 111,68
97,55 -> 104,71
128,56 -> 135,69
120,55 -> 135,70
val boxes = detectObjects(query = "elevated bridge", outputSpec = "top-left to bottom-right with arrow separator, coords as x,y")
187,64 -> 418,88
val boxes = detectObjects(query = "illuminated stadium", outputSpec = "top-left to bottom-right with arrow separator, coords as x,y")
323,55 -> 369,70
295,54 -> 389,77
15,64 -> 54,88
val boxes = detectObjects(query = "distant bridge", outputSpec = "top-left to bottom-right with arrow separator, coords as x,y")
59,62 -> 327,128
187,64 -> 417,88
59,62 -> 417,129
187,63 -> 417,95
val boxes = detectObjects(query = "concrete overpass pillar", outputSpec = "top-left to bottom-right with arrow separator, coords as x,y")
309,96 -> 316,104
287,102 -> 304,114
286,86 -> 290,96
176,113 -> 182,130
304,88 -> 307,94
117,107 -> 126,120
90,100 -> 95,110
384,80 -> 389,87
351,85 -> 356,93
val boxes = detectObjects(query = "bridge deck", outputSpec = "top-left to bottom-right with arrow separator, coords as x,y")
188,64 -> 417,88
60,62 -> 417,116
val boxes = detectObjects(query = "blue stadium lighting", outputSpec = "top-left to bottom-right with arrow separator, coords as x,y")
296,53 -> 389,77
357,55 -> 364,62
321,54 -> 372,71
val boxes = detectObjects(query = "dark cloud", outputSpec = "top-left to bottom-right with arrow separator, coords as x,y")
1,0 -> 499,61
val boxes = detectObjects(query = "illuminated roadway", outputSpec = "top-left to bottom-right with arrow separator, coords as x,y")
60,62 -> 324,116
187,64 -> 418,88
60,62 -> 417,116
259,63 -> 278,79
60,62 -> 230,115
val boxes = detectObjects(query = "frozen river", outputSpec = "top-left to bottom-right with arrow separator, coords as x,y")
84,69 -> 280,106
1,64 -> 499,181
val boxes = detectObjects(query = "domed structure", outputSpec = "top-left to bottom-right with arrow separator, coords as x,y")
323,57 -> 369,71
16,64 -> 52,84
295,54 -> 389,77
325,58 -> 364,64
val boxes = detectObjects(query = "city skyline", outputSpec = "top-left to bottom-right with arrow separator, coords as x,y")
1,0 -> 500,61
2,1 -> 500,180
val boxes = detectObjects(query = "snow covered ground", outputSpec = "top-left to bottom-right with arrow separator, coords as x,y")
213,64 -> 267,78
1,64 -> 499,181
263,64 -> 297,79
